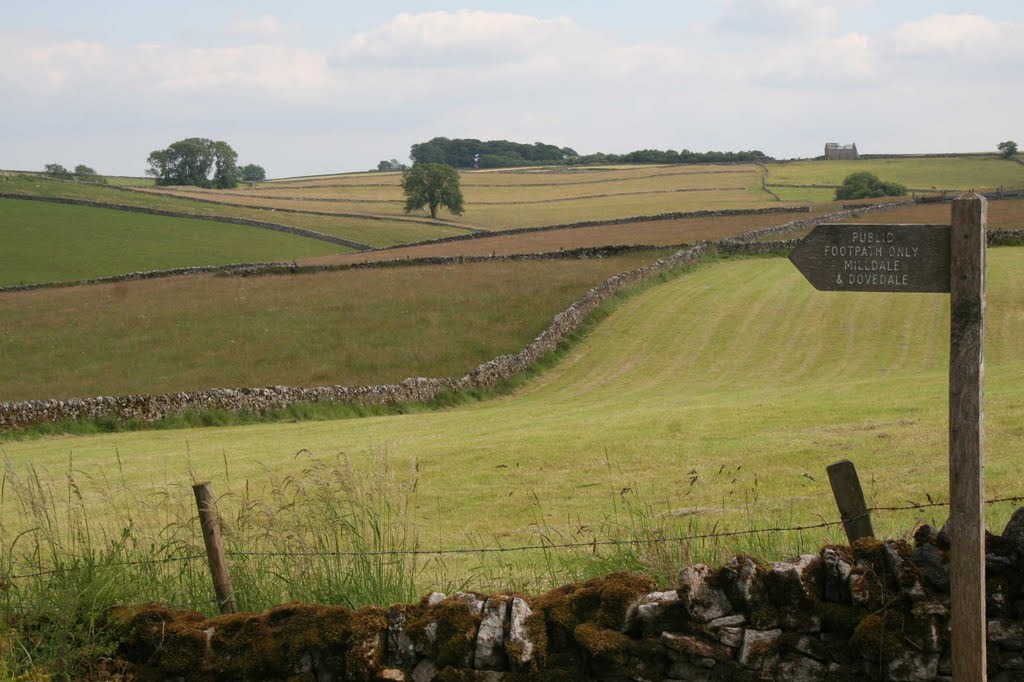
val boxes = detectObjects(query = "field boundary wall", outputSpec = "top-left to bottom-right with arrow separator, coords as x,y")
0,192 -> 373,251
368,205 -> 813,253
0,245 -> 680,295
1,203 -> 1019,431
104,510 -> 1024,680
111,185 -> 477,231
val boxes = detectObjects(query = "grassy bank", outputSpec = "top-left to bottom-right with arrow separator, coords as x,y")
5,249 -> 1023,559
3,248 -> 1024,677
0,252 -> 669,401
0,198 -> 348,286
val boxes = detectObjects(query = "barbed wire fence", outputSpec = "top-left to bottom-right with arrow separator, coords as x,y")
7,492 -> 1024,583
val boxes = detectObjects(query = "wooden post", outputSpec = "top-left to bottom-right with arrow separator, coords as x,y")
193,482 -> 238,614
948,193 -> 987,681
826,460 -> 874,543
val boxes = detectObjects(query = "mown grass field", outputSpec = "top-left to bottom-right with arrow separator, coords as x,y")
0,253 -> 667,401
1,175 -> 470,247
766,156 -> 1024,190
5,248 -> 1024,584
0,198 -> 348,286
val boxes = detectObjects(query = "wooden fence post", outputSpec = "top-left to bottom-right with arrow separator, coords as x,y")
193,482 -> 238,614
949,193 -> 987,681
826,460 -> 874,543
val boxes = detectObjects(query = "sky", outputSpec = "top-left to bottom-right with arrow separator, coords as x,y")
1,1 -> 1021,178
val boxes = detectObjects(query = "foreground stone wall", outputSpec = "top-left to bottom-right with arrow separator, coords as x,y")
109,509 -> 1024,680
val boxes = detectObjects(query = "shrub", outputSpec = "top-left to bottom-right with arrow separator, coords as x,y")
834,172 -> 907,200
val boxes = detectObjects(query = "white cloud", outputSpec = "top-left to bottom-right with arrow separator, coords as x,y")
1,7 -> 1021,176
753,32 -> 876,87
0,35 -> 109,94
887,13 -> 1023,60
718,0 -> 841,35
152,45 -> 332,96
226,13 -> 294,41
337,10 -> 593,66
0,33 -> 332,101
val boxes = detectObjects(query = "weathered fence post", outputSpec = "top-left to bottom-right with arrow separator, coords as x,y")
826,460 -> 874,543
949,193 -> 987,681
193,482 -> 238,614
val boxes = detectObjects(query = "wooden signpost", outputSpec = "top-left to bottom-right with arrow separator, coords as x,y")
790,194 -> 988,681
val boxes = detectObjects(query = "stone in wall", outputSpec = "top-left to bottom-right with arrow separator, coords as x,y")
105,511 -> 1024,679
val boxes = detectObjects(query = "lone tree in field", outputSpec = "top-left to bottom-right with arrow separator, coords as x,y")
401,163 -> 464,219
239,164 -> 267,182
998,140 -> 1019,158
835,171 -> 908,200
146,137 -> 239,188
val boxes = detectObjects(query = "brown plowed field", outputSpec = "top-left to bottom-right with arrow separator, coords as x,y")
298,210 -> 815,266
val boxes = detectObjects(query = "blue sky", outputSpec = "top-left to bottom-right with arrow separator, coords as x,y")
2,1 -> 1021,176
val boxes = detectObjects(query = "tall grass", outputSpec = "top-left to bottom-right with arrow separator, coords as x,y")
0,445 -> 431,678
0,438 -> 878,678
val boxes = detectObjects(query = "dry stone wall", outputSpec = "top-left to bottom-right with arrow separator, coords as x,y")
0,244 -> 709,431
370,206 -> 812,254
3,206 -> 1020,431
109,509 -> 1024,680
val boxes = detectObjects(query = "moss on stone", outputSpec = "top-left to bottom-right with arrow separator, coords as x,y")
572,622 -> 629,663
850,613 -> 903,664
821,603 -> 864,634
343,606 -> 388,680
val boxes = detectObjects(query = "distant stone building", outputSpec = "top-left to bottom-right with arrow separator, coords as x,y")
824,142 -> 859,160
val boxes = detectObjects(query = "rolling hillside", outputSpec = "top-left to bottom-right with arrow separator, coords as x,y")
5,248 -> 1023,571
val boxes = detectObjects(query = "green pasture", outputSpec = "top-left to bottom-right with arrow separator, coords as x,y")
768,186 -> 837,203
766,156 -> 1024,190
0,199 -> 347,286
0,175 -> 468,247
0,253 -> 665,401
223,188 -> 787,229
5,248 -> 1024,580
104,176 -> 155,187
249,166 -> 761,200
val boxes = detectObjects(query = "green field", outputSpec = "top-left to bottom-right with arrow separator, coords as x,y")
766,156 -> 1024,190
6,248 -> 1023,576
0,175 -> 469,247
0,198 -> 349,286
0,253 -> 667,400
153,164 -> 788,230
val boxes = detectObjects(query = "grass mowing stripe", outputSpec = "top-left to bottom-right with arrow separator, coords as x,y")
3,250 -> 1023,566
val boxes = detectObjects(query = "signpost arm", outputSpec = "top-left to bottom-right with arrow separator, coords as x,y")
949,193 -> 987,682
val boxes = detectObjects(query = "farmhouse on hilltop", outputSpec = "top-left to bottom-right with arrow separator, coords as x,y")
824,142 -> 859,160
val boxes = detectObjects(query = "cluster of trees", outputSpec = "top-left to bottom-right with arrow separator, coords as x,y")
835,172 -> 907,200
43,163 -> 106,183
408,137 -> 768,170
998,140 -> 1019,158
146,138 -> 265,188
374,158 -> 409,172
567,148 -> 768,166
410,137 -> 577,169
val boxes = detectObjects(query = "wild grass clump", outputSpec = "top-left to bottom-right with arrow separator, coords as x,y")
0,445 -> 430,678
